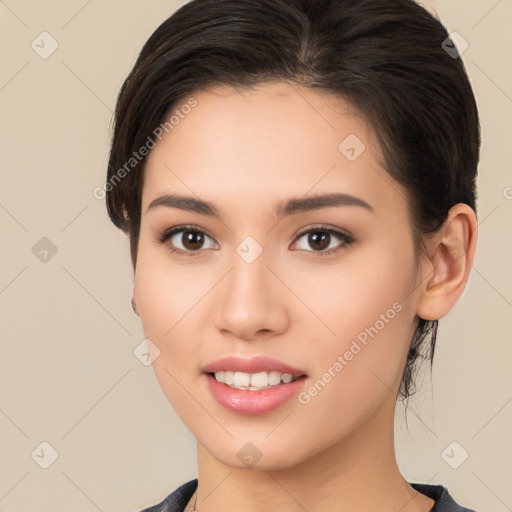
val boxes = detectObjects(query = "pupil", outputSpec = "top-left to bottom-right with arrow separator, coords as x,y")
183,230 -> 204,250
310,231 -> 329,250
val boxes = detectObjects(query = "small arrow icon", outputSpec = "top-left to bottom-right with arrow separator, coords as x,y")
441,32 -> 468,58
31,441 -> 58,469
236,236 -> 263,263
237,442 -> 262,467
338,134 -> 365,161
31,31 -> 59,59
134,338 -> 161,366
441,441 -> 468,469
32,237 -> 58,263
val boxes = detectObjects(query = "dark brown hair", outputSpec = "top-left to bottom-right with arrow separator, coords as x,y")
105,0 -> 480,402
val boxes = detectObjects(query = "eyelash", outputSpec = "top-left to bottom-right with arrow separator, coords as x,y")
156,224 -> 354,257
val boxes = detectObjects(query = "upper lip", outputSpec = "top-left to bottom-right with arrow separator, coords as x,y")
203,356 -> 307,376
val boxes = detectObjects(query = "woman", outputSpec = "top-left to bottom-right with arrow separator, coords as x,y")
105,0 -> 480,510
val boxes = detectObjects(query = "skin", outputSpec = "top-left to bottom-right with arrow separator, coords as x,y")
132,82 -> 477,512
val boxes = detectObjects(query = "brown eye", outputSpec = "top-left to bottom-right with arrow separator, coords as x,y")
292,225 -> 354,255
180,230 -> 206,250
306,231 -> 331,251
158,225 -> 217,255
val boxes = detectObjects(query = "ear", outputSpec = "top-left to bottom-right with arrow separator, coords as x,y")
131,292 -> 140,317
416,203 -> 478,321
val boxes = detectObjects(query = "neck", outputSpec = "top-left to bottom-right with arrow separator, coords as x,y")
193,394 -> 434,512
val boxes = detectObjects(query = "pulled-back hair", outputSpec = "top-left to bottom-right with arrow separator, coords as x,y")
105,0 -> 480,402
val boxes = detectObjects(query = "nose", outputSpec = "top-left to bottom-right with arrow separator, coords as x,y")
212,248 -> 290,342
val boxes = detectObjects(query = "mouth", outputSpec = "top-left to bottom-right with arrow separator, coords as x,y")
202,356 -> 308,415
207,370 -> 304,390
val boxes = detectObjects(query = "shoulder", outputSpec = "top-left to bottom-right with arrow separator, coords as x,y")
410,482 -> 480,512
137,479 -> 480,512
137,479 -> 198,512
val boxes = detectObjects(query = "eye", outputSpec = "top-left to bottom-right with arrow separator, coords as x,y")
157,224 -> 354,257
157,225 -> 217,256
291,225 -> 354,255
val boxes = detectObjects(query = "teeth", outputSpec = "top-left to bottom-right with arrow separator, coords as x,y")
281,373 -> 293,384
212,370 -> 297,390
233,371 -> 250,387
248,371 -> 267,387
268,371 -> 282,386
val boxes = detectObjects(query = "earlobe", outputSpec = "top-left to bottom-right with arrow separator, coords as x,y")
416,203 -> 478,321
131,296 -> 139,317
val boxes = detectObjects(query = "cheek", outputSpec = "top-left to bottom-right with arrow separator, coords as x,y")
134,236 -> 202,341
134,246 -> 202,414
292,242 -> 417,400
290,240 -> 416,342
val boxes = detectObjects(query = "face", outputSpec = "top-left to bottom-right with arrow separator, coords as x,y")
134,82 -> 424,470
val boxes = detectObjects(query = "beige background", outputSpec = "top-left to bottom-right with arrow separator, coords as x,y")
0,1 -> 511,510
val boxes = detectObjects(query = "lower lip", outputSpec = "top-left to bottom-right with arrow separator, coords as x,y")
205,373 -> 307,415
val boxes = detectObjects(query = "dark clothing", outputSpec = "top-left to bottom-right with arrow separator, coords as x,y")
139,478 -> 479,512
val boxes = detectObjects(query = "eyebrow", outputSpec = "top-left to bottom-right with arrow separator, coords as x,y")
146,192 -> 374,218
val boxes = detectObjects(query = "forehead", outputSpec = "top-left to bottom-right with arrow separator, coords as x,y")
140,82 -> 406,216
